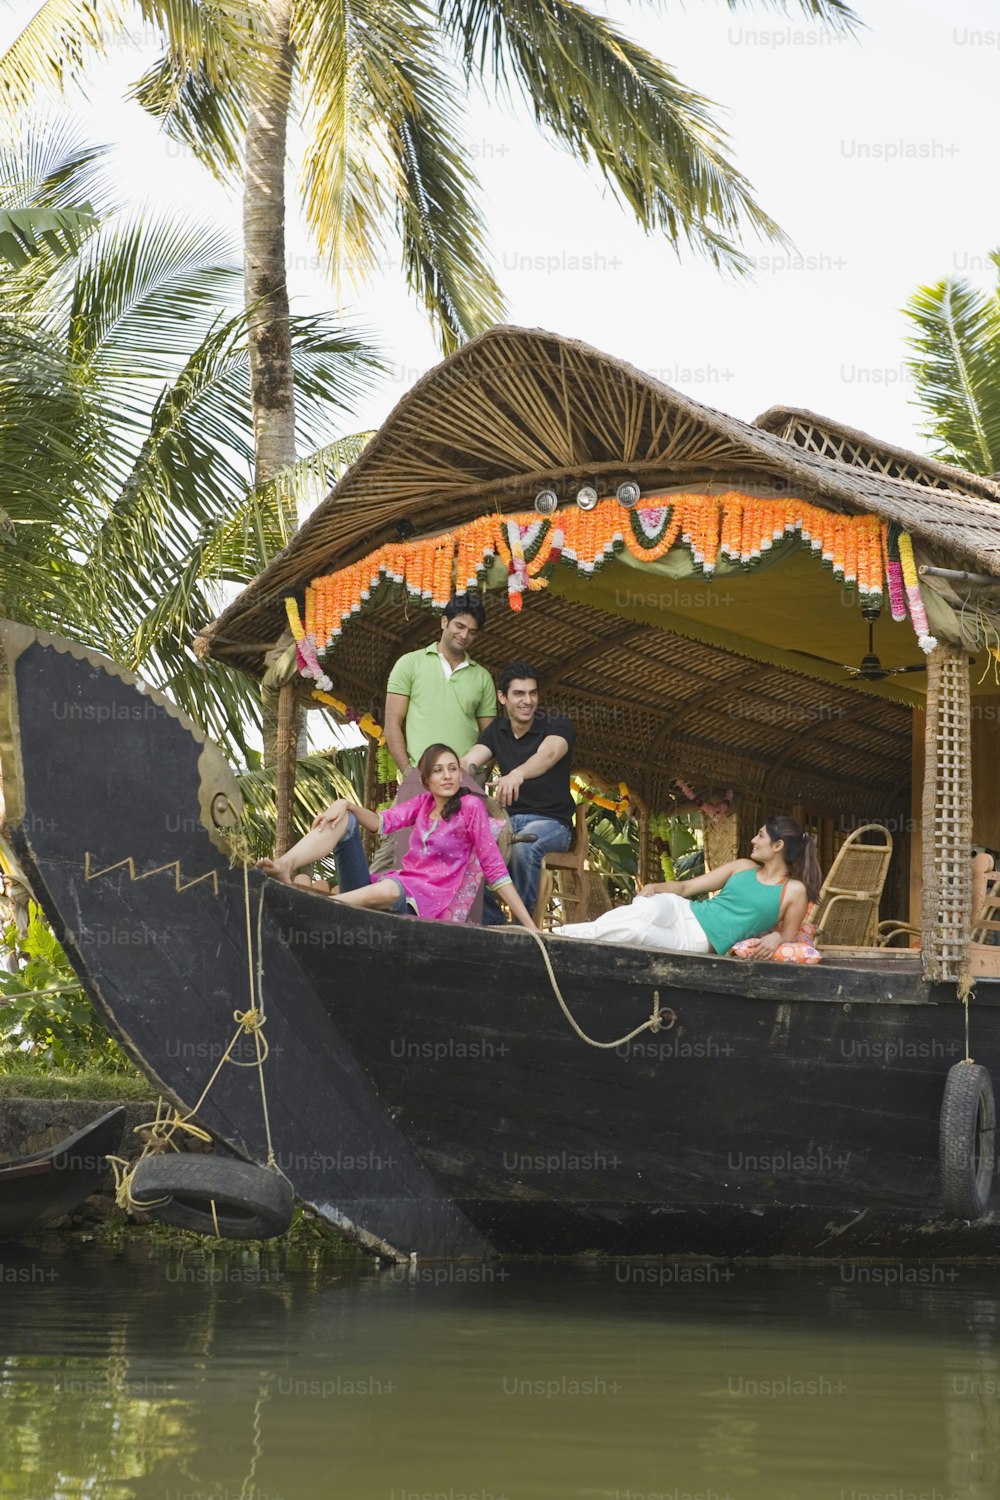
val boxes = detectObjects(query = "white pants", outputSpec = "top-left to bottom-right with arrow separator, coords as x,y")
556,893 -> 713,953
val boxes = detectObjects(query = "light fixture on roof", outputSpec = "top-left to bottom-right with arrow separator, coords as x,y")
616,480 -> 642,509
534,488 -> 559,516
576,484 -> 599,511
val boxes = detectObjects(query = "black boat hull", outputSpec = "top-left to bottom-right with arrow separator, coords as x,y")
0,1106 -> 125,1239
3,623 -> 999,1259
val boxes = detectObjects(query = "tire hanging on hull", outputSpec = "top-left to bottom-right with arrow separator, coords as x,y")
129,1155 -> 295,1240
940,1061 -> 996,1220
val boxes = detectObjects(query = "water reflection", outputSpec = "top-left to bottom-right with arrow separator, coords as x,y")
0,1245 -> 999,1499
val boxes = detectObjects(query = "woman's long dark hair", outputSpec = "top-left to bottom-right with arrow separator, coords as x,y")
417,743 -> 466,820
764,815 -> 823,903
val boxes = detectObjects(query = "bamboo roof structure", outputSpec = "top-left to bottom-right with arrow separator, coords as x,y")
752,407 -> 999,499
204,325 -> 1000,677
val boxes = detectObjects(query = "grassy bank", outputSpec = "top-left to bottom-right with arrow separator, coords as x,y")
1,1058 -> 363,1258
0,1059 -> 154,1100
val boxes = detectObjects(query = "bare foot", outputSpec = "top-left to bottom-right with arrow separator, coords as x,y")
256,857 -> 296,887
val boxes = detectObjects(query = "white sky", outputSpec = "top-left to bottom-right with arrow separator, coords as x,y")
11,0 -> 998,454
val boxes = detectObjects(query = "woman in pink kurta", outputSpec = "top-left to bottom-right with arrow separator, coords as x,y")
258,743 -> 537,930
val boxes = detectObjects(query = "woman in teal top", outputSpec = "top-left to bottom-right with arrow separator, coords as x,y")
556,816 -> 822,956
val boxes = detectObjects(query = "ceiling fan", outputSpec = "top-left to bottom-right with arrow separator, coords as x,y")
790,604 -> 930,682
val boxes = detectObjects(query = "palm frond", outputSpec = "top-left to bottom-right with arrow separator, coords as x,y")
128,50 -> 249,182
717,0 -> 859,29
0,316 -> 98,527
0,0 -> 125,111
295,0 -> 397,293
132,0 -> 268,90
237,750 -> 366,859
387,64 -> 507,349
278,317 -> 385,451
904,261 -> 1000,476
258,432 -> 375,532
67,213 -> 241,366
440,0 -> 787,271
82,303 -> 381,744
298,0 -> 505,347
0,123 -> 117,216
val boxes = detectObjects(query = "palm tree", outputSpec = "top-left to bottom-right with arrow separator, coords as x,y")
1,0 -> 861,490
904,251 -> 1000,476
0,124 -> 385,1051
0,124 -> 382,768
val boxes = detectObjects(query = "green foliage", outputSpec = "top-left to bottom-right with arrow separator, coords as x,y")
0,904 -> 133,1072
0,202 -> 97,267
648,811 -> 703,881
904,251 -> 1000,476
0,123 -> 382,764
0,0 -> 861,355
236,746 -> 364,865
582,807 -> 637,904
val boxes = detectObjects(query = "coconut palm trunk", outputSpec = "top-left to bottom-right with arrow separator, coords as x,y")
243,0 -> 302,795
244,0 -> 297,491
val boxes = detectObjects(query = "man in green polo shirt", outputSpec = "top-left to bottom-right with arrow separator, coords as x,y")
370,594 -> 496,876
383,594 -> 496,772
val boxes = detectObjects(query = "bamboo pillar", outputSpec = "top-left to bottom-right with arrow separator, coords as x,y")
274,680 -> 298,857
921,645 -> 973,982
361,735 -> 379,860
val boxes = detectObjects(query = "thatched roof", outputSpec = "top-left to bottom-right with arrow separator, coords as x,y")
752,406 -> 999,500
204,326 -> 1000,674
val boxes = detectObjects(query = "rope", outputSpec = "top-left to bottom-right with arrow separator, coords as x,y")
113,825 -> 286,1221
527,928 -> 675,1049
958,972 -> 975,1064
107,1154 -> 167,1211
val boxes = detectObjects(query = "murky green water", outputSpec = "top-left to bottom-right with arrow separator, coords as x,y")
1,1243 -> 998,1500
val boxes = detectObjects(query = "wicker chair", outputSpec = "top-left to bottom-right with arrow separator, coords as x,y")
877,852 -> 1000,961
532,805 -> 612,929
812,824 -> 894,950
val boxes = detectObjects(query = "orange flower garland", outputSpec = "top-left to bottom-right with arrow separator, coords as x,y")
572,775 -> 632,815
622,501 -> 681,561
298,493 -> 896,671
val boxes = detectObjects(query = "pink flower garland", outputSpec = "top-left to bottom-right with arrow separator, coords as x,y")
676,780 -> 735,822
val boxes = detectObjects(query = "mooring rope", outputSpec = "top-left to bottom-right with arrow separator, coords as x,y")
111,829 -> 285,1221
957,971 -> 975,1064
526,927 -> 675,1049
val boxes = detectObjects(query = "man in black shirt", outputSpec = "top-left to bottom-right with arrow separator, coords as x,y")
462,661 -> 575,920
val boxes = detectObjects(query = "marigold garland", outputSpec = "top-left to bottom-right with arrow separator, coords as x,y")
572,775 -> 632,815
296,492 -> 916,683
311,687 -> 385,743
284,597 -> 332,691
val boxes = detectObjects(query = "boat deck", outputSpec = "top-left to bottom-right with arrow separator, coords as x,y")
817,946 -> 923,974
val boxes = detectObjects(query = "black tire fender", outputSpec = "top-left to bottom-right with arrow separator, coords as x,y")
129,1154 -> 295,1240
940,1061 -> 995,1220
